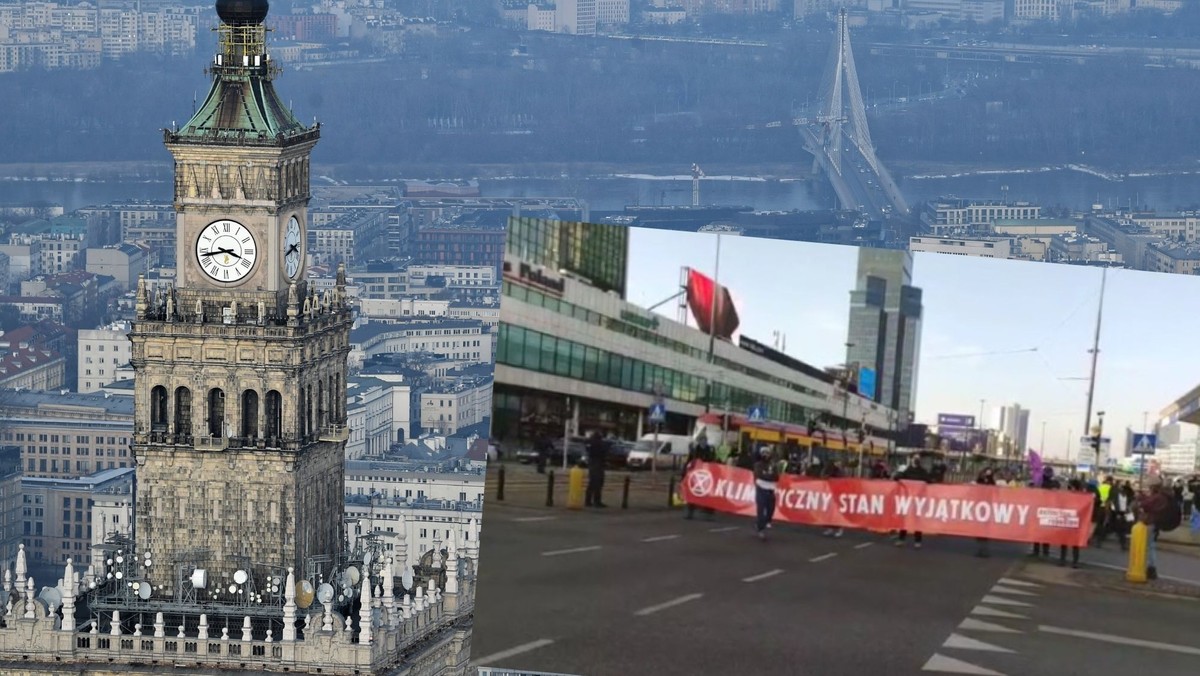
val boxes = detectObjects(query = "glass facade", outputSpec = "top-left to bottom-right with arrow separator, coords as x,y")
506,217 -> 629,297
497,322 -> 827,429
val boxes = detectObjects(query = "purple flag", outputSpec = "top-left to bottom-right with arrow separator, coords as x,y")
1028,449 -> 1043,487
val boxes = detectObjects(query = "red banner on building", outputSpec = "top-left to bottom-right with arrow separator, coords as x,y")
685,268 -> 740,340
680,462 -> 1093,547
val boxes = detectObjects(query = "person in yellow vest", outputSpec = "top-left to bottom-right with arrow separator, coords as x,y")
1092,476 -> 1114,545
716,441 -> 732,464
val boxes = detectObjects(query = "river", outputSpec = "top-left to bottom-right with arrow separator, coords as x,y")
3,166 -> 1200,214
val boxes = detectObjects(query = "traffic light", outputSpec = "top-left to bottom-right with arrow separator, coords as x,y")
857,429 -> 866,444
1090,435 -> 1102,454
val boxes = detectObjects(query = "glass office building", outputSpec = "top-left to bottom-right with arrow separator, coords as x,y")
493,218 -> 895,447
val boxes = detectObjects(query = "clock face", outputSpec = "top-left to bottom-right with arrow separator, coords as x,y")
195,219 -> 257,283
283,215 -> 302,280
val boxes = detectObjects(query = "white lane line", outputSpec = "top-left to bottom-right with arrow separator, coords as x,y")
958,617 -> 1022,634
942,633 -> 1014,653
634,593 -> 704,617
922,653 -> 1006,675
854,542 -> 873,549
809,553 -> 838,563
473,638 -> 556,666
512,516 -> 557,523
709,526 -> 741,533
978,594 -> 1031,608
997,577 -> 1041,588
1038,625 -> 1200,656
1088,561 -> 1198,585
743,569 -> 784,583
642,534 -> 681,543
970,605 -> 1027,620
541,545 -> 602,557
989,585 -> 1037,597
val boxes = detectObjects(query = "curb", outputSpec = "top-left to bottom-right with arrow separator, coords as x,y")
1017,559 -> 1200,602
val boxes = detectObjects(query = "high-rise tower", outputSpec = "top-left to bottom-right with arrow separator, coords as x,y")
845,248 -> 922,425
129,0 -> 351,595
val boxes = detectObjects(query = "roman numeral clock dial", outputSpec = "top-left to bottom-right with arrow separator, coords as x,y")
195,219 -> 257,283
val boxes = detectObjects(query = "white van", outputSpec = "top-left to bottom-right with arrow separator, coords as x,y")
626,434 -> 694,470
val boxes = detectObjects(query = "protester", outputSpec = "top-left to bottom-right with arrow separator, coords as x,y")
1030,466 -> 1060,558
1137,477 -> 1175,580
822,460 -> 845,538
974,466 -> 997,558
1090,476 -> 1114,545
684,436 -> 716,521
584,430 -> 609,508
1057,478 -> 1086,568
896,459 -> 931,548
534,432 -> 552,474
754,446 -> 782,540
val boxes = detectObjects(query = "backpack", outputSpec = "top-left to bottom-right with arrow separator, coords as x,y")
1158,497 -> 1183,532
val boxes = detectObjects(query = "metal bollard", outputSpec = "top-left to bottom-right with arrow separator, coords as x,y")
546,470 -> 555,508
622,475 -> 631,510
1125,521 -> 1149,583
497,465 -> 505,502
667,475 -> 676,509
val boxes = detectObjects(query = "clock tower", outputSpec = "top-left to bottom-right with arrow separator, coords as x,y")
129,0 -> 350,596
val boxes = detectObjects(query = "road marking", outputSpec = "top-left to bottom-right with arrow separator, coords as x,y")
642,534 -> 681,543
958,618 -> 1021,634
970,605 -> 1027,620
634,593 -> 704,617
989,585 -> 1037,597
709,526 -> 741,533
472,638 -> 556,666
1088,561 -> 1198,585
541,546 -> 602,557
942,633 -> 1014,653
978,594 -> 1031,608
743,569 -> 784,583
997,577 -> 1041,588
1038,625 -> 1200,656
809,553 -> 838,563
854,542 -> 873,549
512,516 -> 557,523
922,653 -> 1006,675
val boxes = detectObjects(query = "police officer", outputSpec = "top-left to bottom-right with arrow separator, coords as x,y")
584,430 -> 609,508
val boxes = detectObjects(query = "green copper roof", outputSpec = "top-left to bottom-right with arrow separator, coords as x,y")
167,70 -> 315,147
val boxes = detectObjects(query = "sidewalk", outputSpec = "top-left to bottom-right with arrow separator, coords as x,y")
485,461 -> 679,512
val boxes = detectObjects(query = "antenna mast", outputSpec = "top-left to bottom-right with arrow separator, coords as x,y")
1082,268 -> 1107,457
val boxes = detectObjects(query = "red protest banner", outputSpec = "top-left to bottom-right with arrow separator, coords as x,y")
680,462 -> 1093,547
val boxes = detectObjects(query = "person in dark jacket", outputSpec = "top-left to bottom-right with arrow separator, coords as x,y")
584,431 -> 609,508
754,446 -> 782,539
534,433 -> 552,474
975,467 -> 997,558
684,437 -> 716,521
896,460 -> 931,548
822,461 -> 845,538
1059,478 -> 1086,568
1138,478 -> 1172,580
1031,466 -> 1060,557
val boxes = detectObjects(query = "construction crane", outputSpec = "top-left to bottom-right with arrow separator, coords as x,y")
691,163 -> 704,207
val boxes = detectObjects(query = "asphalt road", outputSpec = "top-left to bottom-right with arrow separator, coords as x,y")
471,503 -> 1200,676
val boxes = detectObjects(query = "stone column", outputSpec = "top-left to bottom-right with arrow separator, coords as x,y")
282,567 -> 297,641
357,577 -> 372,645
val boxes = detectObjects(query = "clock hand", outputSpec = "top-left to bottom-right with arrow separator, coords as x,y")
286,244 -> 300,255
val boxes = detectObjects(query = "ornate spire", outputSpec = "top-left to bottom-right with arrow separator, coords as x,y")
281,567 -> 297,641
16,543 -> 27,586
357,576 -> 372,645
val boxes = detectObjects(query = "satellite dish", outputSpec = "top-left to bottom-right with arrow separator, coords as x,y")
295,580 -> 315,609
316,583 -> 334,605
37,586 -> 62,612
363,552 -> 372,568
189,569 -> 207,590
137,583 -> 152,600
233,570 -> 249,585
227,584 -> 238,594
346,566 -> 360,586
401,566 -> 413,590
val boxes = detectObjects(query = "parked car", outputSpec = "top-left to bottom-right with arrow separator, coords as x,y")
515,447 -> 542,464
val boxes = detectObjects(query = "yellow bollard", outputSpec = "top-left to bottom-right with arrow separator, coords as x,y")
1125,521 -> 1148,584
567,465 -> 586,510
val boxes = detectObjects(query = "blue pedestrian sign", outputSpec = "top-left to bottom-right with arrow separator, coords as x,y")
648,403 -> 667,424
1131,433 -> 1157,455
748,406 -> 767,423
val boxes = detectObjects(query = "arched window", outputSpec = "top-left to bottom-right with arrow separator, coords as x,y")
265,391 -> 282,441
335,373 -> 342,422
317,381 -> 325,431
304,386 -> 313,438
174,387 -> 192,439
328,375 -> 336,423
150,386 -> 168,431
208,388 -> 225,437
241,390 -> 259,439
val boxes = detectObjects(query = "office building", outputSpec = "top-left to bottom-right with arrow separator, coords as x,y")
845,248 -> 923,425
998,403 -> 1031,457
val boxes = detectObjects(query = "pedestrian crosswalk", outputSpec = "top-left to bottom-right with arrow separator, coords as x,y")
922,579 -> 1044,675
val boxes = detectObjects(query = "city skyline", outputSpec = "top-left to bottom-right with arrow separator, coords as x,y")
625,228 -> 1200,460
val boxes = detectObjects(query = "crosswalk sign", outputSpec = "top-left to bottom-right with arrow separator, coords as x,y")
748,406 -> 767,423
1131,433 -> 1156,455
649,403 -> 667,424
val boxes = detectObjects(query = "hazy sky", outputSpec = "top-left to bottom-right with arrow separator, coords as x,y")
625,228 -> 1200,461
